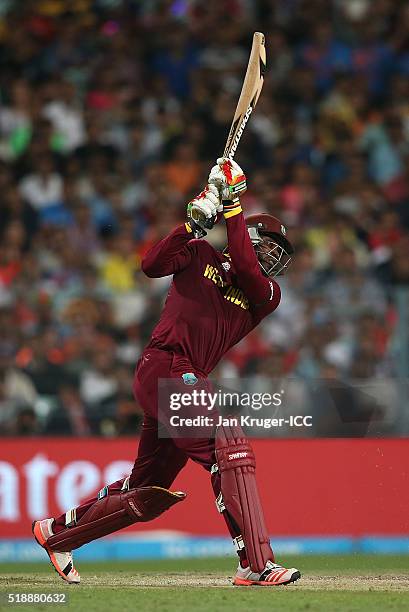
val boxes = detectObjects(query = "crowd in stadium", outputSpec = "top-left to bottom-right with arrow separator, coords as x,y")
0,0 -> 408,436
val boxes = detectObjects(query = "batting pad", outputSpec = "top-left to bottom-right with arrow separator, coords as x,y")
47,486 -> 186,553
215,421 -> 274,573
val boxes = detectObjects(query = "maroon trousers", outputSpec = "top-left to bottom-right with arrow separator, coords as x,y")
53,348 -> 241,552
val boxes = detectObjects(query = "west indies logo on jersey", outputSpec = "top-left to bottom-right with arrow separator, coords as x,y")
203,263 -> 224,288
203,264 -> 249,310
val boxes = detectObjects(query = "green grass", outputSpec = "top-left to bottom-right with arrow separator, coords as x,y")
2,554 -> 409,574
1,555 -> 409,611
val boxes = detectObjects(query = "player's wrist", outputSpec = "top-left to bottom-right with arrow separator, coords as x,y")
223,198 -> 242,219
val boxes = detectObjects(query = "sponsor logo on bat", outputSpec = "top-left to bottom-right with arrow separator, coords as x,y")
229,105 -> 253,156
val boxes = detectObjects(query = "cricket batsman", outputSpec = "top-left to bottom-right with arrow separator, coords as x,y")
32,158 -> 300,586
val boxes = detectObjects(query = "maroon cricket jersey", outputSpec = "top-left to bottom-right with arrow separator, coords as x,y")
141,212 -> 281,376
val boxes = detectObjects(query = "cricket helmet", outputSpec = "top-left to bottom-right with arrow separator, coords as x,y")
245,213 -> 294,277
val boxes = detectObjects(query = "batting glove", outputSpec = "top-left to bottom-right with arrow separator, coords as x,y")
209,157 -> 247,199
186,184 -> 222,237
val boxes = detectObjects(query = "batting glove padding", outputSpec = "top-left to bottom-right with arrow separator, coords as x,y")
187,184 -> 222,236
208,157 -> 247,212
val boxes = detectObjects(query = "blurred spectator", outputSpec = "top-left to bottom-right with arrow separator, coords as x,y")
162,141 -> 202,197
42,79 -> 85,153
79,348 -> 118,406
100,232 -> 140,293
19,153 -> 64,212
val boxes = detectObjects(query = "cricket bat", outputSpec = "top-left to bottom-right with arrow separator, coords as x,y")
191,32 -> 266,229
223,31 -> 266,159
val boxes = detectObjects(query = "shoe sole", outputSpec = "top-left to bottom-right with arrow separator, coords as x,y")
32,521 -> 80,585
233,570 -> 301,586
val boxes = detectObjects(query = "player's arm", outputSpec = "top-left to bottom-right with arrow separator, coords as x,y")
142,185 -> 221,278
209,158 -> 280,308
141,224 -> 195,277
225,210 -> 280,307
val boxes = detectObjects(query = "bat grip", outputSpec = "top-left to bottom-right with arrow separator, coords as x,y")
203,214 -> 217,230
190,208 -> 217,230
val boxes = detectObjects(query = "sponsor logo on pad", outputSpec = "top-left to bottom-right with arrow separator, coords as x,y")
228,452 -> 248,460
